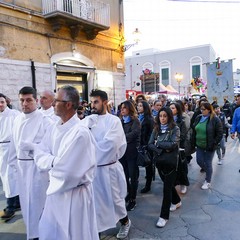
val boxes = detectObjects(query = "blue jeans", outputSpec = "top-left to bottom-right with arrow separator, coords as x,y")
196,148 -> 215,183
216,137 -> 226,159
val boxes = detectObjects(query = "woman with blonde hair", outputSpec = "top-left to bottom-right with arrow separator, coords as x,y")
192,102 -> 223,189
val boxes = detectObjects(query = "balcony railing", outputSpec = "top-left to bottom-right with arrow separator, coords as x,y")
42,0 -> 110,39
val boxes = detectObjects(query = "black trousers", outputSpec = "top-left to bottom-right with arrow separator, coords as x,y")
157,166 -> 181,220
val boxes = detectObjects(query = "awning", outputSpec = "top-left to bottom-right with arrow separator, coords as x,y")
54,63 -> 96,73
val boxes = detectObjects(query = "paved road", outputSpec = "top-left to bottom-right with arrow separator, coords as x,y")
1,138 -> 240,240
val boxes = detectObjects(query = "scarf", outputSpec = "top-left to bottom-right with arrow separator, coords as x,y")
160,124 -> 168,133
122,115 -> 131,123
199,114 -> 210,123
173,115 -> 178,122
152,109 -> 158,117
138,113 -> 144,123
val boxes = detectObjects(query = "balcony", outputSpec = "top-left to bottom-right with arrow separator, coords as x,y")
42,0 -> 110,40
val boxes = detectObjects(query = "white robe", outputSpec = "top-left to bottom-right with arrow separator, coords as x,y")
34,114 -> 98,240
7,109 -> 53,239
82,112 -> 127,232
0,107 -> 20,194
39,106 -> 60,122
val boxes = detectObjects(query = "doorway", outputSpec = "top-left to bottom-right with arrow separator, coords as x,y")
56,72 -> 88,102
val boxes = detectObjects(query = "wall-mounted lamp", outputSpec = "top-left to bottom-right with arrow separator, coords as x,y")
122,28 -> 141,52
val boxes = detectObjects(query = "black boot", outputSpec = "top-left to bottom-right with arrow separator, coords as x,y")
140,180 -> 151,193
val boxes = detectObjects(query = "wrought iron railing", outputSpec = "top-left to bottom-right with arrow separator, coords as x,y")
42,0 -> 110,27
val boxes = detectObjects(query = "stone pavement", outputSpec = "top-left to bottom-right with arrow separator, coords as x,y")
1,138 -> 240,240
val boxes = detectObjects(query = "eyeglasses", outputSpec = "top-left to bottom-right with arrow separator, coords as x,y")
53,99 -> 69,103
200,108 -> 206,111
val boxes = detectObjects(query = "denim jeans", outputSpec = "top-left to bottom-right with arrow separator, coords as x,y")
196,148 -> 215,183
216,137 -> 226,159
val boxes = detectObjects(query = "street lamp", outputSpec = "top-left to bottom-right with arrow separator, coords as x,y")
175,73 -> 183,99
122,28 -> 141,52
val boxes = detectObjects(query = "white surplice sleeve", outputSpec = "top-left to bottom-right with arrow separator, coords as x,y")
35,126 -> 96,195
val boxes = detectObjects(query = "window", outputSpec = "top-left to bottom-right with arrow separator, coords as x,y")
190,56 -> 202,79
161,68 -> 169,86
142,62 -> 154,72
192,65 -> 200,78
159,60 -> 170,86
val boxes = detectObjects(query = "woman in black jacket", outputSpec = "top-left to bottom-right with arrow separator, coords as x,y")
119,100 -> 141,211
192,102 -> 223,190
148,107 -> 181,228
137,100 -> 154,193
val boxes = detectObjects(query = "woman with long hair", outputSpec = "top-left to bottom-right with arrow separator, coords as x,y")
148,107 -> 181,228
137,100 -> 154,193
119,100 -> 141,211
169,102 -> 189,194
192,102 -> 223,189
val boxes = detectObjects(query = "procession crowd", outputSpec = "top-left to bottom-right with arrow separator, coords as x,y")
0,86 -> 240,240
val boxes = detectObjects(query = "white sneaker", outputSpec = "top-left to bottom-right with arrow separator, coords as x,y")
201,180 -> 211,190
218,160 -> 222,165
170,201 -> 182,211
117,219 -> 131,239
180,185 -> 187,194
156,217 -> 168,228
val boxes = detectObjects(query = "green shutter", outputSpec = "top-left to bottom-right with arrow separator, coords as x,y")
192,65 -> 200,78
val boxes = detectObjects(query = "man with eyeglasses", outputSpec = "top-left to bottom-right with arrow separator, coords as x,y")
7,86 -> 53,240
20,85 -> 98,240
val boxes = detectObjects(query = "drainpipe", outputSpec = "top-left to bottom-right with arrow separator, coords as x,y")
30,60 -> 36,90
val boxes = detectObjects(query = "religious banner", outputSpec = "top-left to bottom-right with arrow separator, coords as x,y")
206,59 -> 234,106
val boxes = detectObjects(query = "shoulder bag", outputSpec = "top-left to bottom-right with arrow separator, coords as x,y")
136,145 -> 151,167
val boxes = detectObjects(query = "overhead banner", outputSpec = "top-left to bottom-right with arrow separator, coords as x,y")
206,59 -> 234,106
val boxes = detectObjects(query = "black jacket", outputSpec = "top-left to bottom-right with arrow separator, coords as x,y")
140,115 -> 154,146
192,115 -> 223,151
121,118 -> 141,158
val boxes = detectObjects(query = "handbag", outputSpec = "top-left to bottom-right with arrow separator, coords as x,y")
154,148 -> 178,167
137,145 -> 151,167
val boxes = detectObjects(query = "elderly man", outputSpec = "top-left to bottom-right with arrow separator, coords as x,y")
39,90 -> 59,121
21,85 -> 98,240
82,89 -> 131,239
7,86 -> 53,240
0,93 -> 20,221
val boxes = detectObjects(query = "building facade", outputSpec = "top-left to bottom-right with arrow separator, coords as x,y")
125,44 -> 216,98
0,0 -> 126,109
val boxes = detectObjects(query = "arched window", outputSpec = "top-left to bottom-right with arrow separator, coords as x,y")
159,60 -> 170,86
142,62 -> 154,72
190,56 -> 202,79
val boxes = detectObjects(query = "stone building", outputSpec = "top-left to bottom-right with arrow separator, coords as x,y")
0,0 -> 126,109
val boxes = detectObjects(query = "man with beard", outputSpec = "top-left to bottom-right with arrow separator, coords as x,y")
82,89 -> 131,239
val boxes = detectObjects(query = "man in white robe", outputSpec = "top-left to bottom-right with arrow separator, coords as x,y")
21,85 -> 98,240
82,89 -> 131,239
7,86 -> 53,240
39,90 -> 59,121
0,93 -> 20,220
